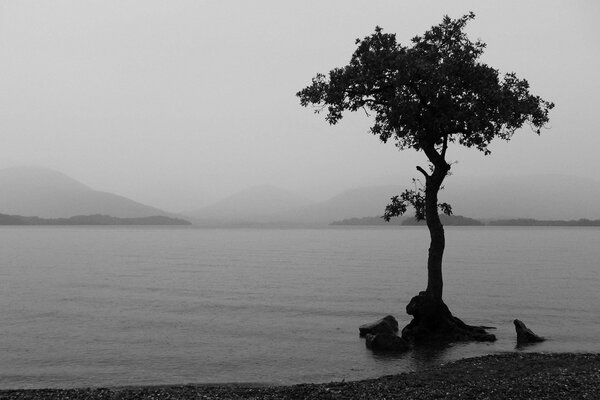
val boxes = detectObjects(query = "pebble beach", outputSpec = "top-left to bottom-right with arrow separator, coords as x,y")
2,353 -> 599,400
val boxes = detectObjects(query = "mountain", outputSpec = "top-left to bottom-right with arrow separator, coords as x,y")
441,174 -> 600,220
286,185 -> 400,224
190,174 -> 600,225
0,167 -> 173,218
186,185 -> 401,225
315,174 -> 600,222
184,185 -> 314,224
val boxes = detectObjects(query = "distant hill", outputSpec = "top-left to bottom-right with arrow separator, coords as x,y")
0,167 -> 173,218
0,213 -> 191,226
284,186 -> 400,224
308,174 -> 600,224
441,174 -> 600,220
184,174 -> 600,226
186,185 -> 401,226
184,185 -> 314,224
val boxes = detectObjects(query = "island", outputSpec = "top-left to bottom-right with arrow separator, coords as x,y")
0,213 -> 192,226
331,215 -> 483,226
331,216 -> 600,227
488,218 -> 600,226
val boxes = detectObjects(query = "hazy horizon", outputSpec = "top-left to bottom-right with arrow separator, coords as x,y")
3,165 -> 600,222
1,1 -> 598,211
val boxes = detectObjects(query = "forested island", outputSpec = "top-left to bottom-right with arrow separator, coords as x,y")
488,218 -> 600,226
331,216 -> 600,226
331,215 -> 483,226
0,213 -> 191,226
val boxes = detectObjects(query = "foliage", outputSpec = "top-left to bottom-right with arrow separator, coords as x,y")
297,12 -> 553,222
382,179 -> 452,221
297,12 -> 554,156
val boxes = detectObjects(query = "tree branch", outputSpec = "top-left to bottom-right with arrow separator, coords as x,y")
416,165 -> 430,178
422,144 -> 446,169
441,134 -> 448,159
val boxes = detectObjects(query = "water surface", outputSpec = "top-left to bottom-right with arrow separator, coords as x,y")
1,226 -> 598,388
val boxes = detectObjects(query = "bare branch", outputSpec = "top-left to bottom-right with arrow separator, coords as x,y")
422,145 -> 446,169
416,165 -> 430,178
441,134 -> 448,159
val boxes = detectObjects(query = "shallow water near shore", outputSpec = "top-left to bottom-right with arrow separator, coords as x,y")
1,226 -> 599,389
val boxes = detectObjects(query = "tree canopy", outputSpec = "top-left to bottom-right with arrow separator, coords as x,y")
297,12 -> 554,158
297,13 -> 554,343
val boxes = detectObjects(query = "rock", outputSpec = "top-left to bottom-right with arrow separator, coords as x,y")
359,315 -> 399,337
365,333 -> 410,352
514,319 -> 545,344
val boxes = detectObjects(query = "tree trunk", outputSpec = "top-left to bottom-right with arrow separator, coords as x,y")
401,152 -> 496,343
424,165 -> 447,301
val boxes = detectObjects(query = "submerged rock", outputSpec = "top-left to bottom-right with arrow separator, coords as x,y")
359,315 -> 399,337
365,332 -> 409,352
514,319 -> 545,344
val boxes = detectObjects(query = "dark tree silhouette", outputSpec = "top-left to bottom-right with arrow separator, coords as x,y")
297,13 -> 553,343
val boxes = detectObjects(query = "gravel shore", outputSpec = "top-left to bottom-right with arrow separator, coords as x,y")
2,353 -> 599,399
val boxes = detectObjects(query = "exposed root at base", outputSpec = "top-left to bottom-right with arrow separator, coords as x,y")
401,291 -> 496,343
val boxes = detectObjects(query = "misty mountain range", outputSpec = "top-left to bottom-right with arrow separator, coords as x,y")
0,167 -> 171,218
2,167 -> 600,225
185,175 -> 600,224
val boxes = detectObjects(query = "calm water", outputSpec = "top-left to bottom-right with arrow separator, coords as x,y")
1,226 -> 599,389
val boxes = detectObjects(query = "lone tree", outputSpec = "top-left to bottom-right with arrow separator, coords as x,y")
297,13 -> 553,343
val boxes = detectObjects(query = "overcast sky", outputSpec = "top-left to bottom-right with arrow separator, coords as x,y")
1,1 -> 598,212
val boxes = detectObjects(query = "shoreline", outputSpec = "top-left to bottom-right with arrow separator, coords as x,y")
2,352 -> 599,399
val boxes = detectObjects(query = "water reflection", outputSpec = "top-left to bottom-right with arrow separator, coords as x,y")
515,340 -> 547,351
410,342 -> 452,367
369,341 -> 453,371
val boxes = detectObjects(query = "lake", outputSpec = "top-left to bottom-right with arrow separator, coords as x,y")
1,226 -> 599,389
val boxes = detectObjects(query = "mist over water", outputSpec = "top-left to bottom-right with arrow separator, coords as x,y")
1,226 -> 599,389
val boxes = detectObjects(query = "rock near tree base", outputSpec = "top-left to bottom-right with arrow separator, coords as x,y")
365,332 -> 410,352
358,315 -> 399,337
360,316 -> 408,352
514,319 -> 545,344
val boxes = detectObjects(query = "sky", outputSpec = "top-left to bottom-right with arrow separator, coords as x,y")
1,1 -> 599,212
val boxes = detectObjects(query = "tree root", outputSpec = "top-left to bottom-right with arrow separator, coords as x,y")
401,291 -> 496,343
